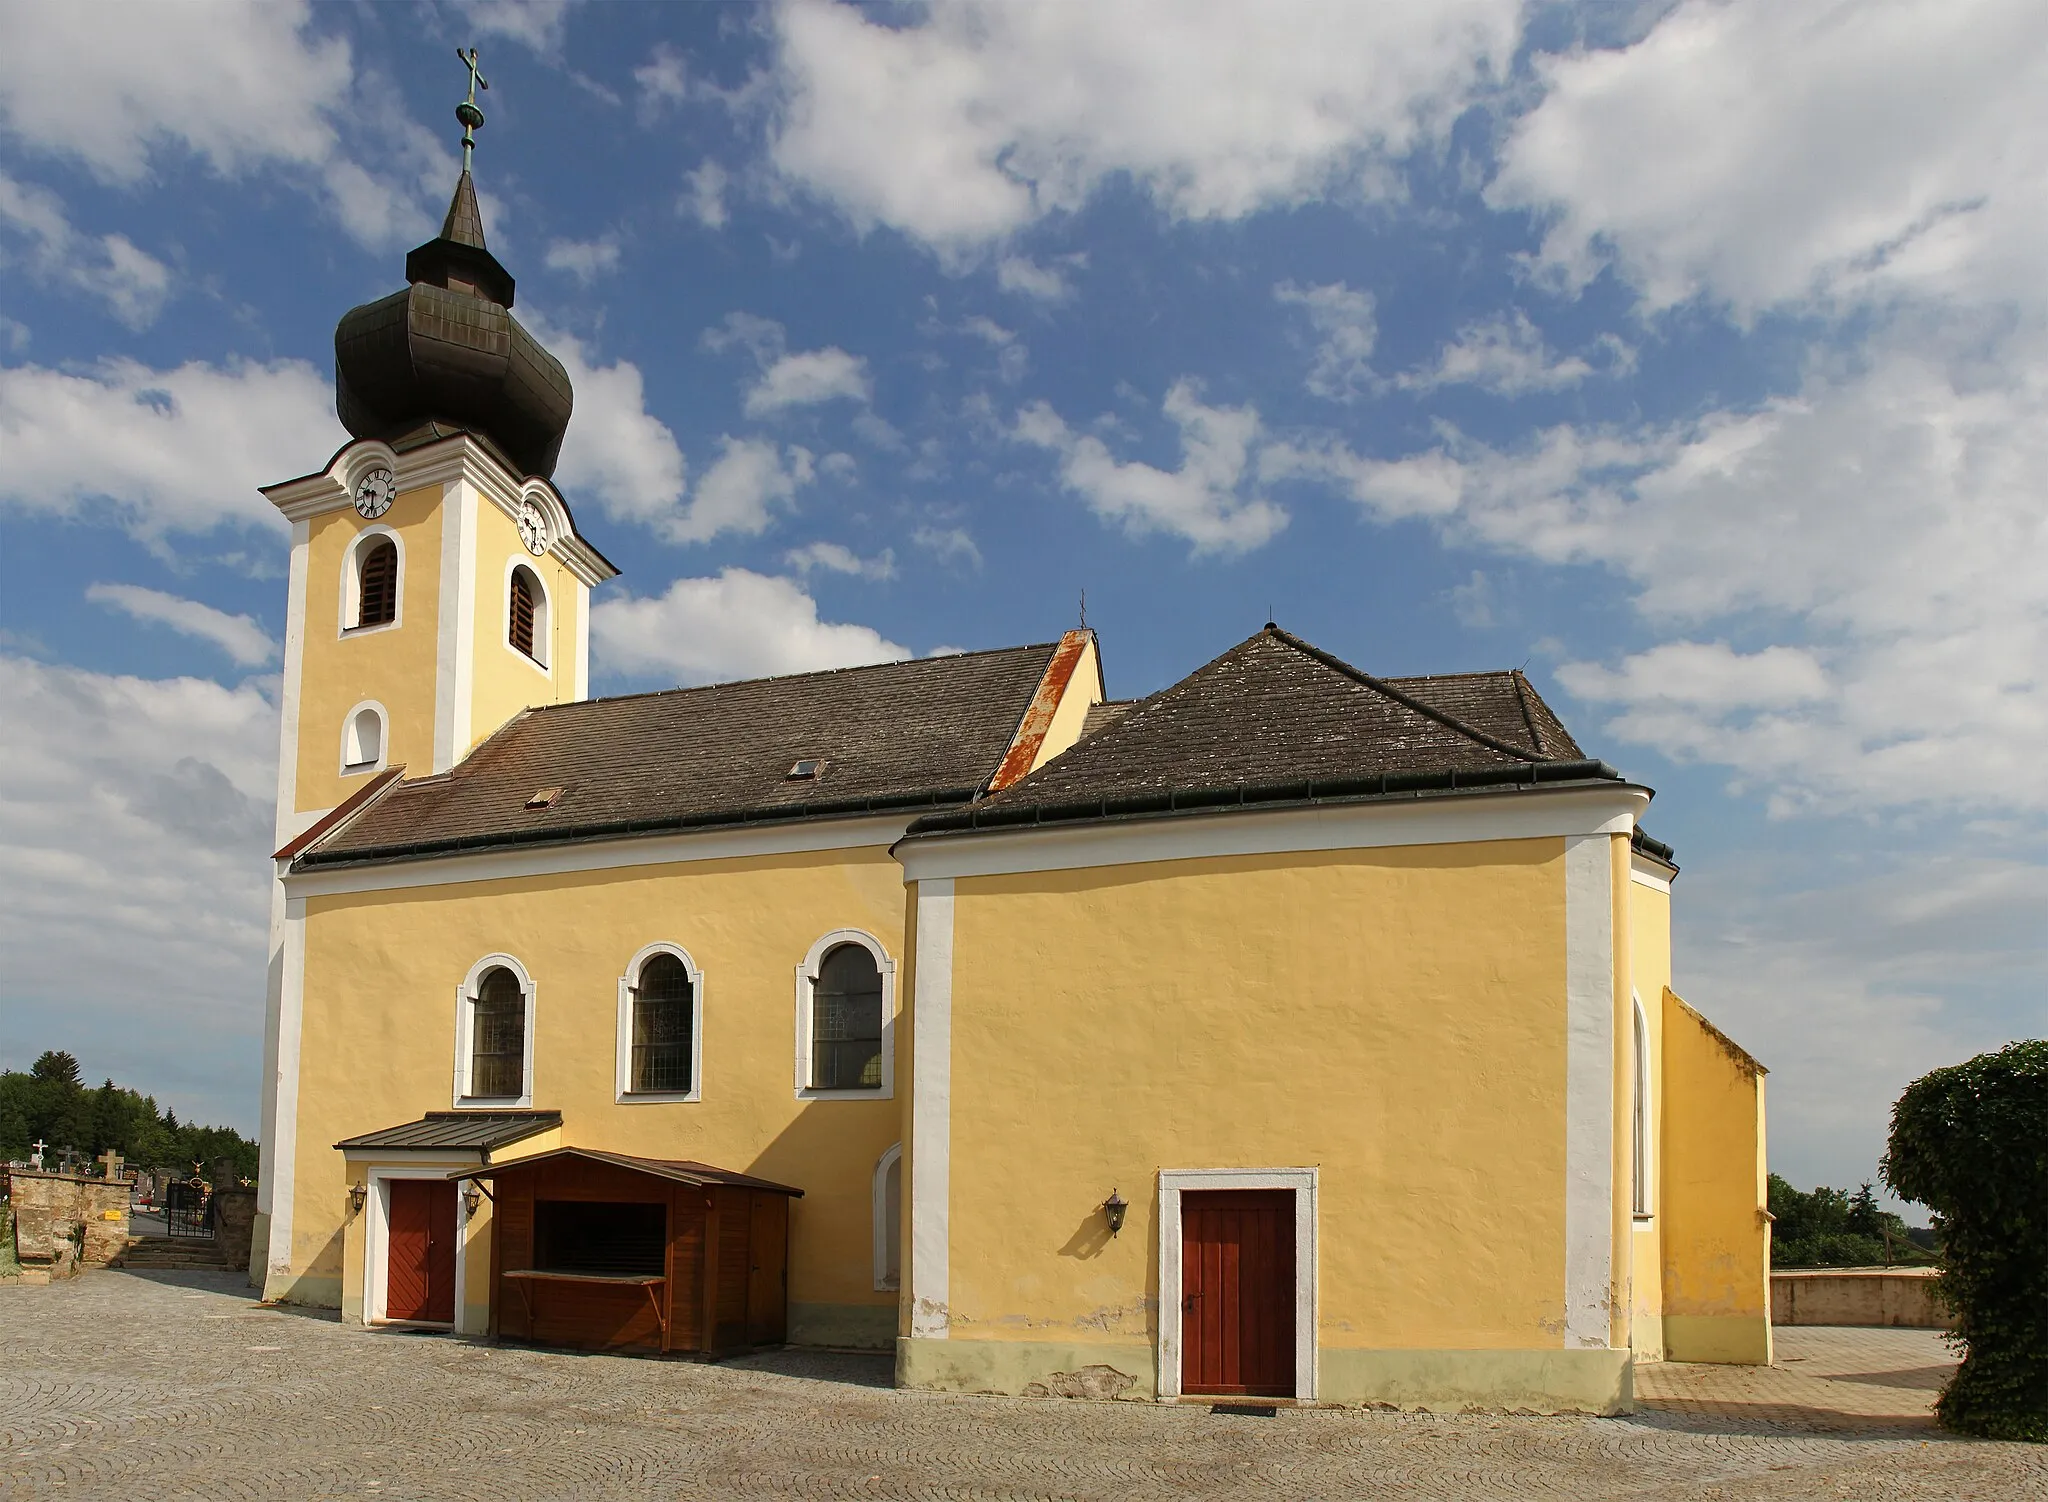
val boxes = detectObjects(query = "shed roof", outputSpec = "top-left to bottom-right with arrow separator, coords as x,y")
335,1110 -> 561,1154
295,640 -> 1067,869
450,1146 -> 803,1196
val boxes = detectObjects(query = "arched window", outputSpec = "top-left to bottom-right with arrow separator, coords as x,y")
629,953 -> 694,1094
873,1143 -> 902,1291
357,538 -> 397,627
811,942 -> 883,1091
467,965 -> 528,1101
341,703 -> 385,772
343,530 -> 402,633
508,564 -> 547,664
1632,993 -> 1652,1218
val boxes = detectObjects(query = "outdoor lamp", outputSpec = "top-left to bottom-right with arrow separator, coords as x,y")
1102,1189 -> 1128,1237
347,1182 -> 366,1217
461,1182 -> 483,1218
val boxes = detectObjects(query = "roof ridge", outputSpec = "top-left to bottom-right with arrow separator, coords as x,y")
520,639 -> 1064,715
1263,626 -> 1545,763
1509,669 -> 1552,757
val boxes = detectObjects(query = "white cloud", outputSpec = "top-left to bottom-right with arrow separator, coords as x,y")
768,0 -> 1520,250
912,525 -> 982,571
665,437 -> 815,546
0,2 -> 439,251
784,540 -> 896,580
1493,0 -> 2048,318
1397,311 -> 1605,396
683,159 -> 730,229
1017,380 -> 1287,555
538,323 -> 690,537
0,652 -> 278,1129
958,315 -> 1028,383
996,256 -> 1073,302
635,43 -> 690,116
745,347 -> 872,416
458,0 -> 578,54
1274,281 -> 1377,401
590,567 -> 909,684
543,235 -> 621,282
0,172 -> 173,328
1277,330 -> 2048,816
85,583 -> 276,667
0,356 -> 342,541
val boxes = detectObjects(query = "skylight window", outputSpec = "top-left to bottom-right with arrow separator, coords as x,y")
786,759 -> 824,781
526,786 -> 564,809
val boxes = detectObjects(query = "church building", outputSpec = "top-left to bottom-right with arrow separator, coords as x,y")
251,127 -> 1772,1412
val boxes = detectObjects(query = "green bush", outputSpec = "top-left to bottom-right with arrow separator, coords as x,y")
1883,1038 -> 2048,1442
1769,1176 -> 1925,1267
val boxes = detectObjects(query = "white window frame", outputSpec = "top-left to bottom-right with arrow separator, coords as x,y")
504,557 -> 551,673
872,1142 -> 903,1291
339,700 -> 390,776
356,1157 -> 474,1331
615,942 -> 704,1104
339,524 -> 404,637
452,953 -> 536,1109
793,928 -> 897,1100
1156,1167 -> 1318,1403
1632,990 -> 1654,1221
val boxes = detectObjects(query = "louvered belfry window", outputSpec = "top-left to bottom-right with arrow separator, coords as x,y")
356,538 -> 397,628
470,966 -> 526,1098
811,944 -> 883,1090
509,568 -> 536,658
630,954 -> 693,1093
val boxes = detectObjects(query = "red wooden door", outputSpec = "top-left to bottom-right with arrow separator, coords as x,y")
1181,1190 -> 1295,1397
387,1179 -> 457,1323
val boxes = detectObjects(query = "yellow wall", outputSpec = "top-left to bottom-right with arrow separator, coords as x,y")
467,493 -> 583,757
1627,875 -> 1671,1358
1659,986 -> 1772,1364
287,843 -> 906,1341
296,486 -> 444,813
942,840 -> 1573,1354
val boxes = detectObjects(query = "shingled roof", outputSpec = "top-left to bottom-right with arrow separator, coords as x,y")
296,642 -> 1063,868
907,625 -> 1615,835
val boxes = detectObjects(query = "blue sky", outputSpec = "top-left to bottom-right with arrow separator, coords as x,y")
2,1 -> 2042,1208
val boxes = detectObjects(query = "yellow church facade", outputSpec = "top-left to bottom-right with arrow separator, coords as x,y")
250,155 -> 1770,1413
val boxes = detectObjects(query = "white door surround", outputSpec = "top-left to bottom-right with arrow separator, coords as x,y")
1155,1166 -> 1318,1403
357,1159 -> 474,1332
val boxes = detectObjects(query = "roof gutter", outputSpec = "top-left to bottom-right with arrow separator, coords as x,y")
904,758 -> 1625,836
294,784 -> 983,872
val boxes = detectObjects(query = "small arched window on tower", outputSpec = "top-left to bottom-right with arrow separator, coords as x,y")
341,703 -> 385,773
1632,992 -> 1652,1218
356,537 -> 397,628
508,564 -> 547,665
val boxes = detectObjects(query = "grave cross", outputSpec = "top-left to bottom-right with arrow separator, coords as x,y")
99,1148 -> 123,1179
30,1138 -> 46,1169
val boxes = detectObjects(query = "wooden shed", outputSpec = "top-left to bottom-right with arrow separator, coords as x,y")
457,1148 -> 802,1357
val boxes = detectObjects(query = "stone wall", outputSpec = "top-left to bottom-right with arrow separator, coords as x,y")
1771,1268 -> 1952,1328
7,1170 -> 131,1275
212,1186 -> 257,1276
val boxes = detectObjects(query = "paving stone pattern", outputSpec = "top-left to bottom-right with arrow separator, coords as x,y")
3,1271 -> 2042,1500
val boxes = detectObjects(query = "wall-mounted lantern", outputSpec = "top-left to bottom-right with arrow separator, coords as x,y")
461,1183 -> 483,1218
1102,1188 -> 1128,1238
347,1182 -> 367,1218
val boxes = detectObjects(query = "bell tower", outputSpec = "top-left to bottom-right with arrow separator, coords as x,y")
250,53 -> 617,1285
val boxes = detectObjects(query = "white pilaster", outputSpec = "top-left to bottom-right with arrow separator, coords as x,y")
909,878 -> 955,1340
1562,833 -> 1616,1348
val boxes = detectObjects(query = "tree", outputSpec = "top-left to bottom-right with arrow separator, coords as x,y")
1884,1038 -> 2048,1442
30,1051 -> 81,1089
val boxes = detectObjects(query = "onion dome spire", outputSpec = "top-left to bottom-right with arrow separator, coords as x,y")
332,47 -> 574,480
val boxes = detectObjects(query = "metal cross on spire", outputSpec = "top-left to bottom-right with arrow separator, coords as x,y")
455,46 -> 489,172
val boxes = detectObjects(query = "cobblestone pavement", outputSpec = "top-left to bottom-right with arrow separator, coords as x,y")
3,1272 -> 2042,1500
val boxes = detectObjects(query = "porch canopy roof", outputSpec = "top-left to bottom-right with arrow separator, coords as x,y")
334,1110 -> 560,1155
446,1145 -> 803,1196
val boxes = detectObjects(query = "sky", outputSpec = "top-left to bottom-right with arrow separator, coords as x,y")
1,0 -> 2042,1208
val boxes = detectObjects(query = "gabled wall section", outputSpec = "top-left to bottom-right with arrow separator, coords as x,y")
1659,987 -> 1772,1364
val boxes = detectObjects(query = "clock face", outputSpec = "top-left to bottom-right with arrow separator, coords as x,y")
517,500 -> 549,556
353,467 -> 396,519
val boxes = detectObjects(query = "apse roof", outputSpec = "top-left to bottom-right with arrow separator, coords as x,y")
293,641 -> 1067,869
906,625 -> 1618,836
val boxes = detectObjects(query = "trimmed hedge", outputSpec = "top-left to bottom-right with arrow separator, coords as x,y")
1883,1038 -> 2048,1442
